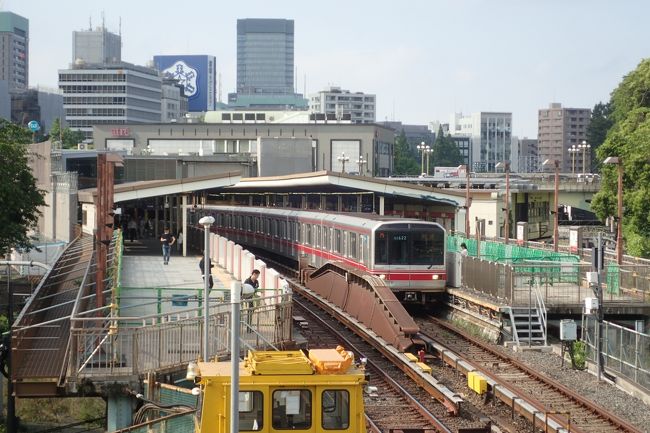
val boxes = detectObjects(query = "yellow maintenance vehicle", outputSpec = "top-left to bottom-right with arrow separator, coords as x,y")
192,346 -> 367,433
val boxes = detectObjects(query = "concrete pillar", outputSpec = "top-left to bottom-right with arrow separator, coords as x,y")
107,392 -> 134,431
337,195 -> 343,212
249,195 -> 253,206
357,194 -> 362,212
301,195 -> 306,210
379,196 -> 385,216
176,195 -> 182,237
320,195 -> 326,210
182,195 -> 188,257
283,195 -> 289,208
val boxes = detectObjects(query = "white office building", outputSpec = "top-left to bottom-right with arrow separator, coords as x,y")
58,62 -> 162,140
309,87 -> 376,124
449,112 -> 513,172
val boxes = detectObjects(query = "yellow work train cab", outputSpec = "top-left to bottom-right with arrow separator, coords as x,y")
194,346 -> 367,433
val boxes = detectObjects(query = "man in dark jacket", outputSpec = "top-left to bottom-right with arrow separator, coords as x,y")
199,253 -> 214,290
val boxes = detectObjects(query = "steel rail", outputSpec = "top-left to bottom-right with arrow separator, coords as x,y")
294,297 -> 453,433
423,316 -> 642,433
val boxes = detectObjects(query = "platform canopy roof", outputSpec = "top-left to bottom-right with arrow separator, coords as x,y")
228,171 -> 465,206
78,172 -> 242,204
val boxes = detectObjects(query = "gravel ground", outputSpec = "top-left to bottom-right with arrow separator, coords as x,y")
502,344 -> 650,433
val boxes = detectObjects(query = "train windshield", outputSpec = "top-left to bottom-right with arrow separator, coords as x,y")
375,224 -> 445,266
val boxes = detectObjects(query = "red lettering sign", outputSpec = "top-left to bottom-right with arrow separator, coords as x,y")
111,128 -> 131,137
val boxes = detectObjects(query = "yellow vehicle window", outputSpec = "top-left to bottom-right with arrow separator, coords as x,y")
322,390 -> 349,430
239,391 -> 263,431
272,389 -> 312,430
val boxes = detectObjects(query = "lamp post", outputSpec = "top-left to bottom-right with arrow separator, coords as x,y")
459,164 -> 471,236
496,161 -> 511,243
543,159 -> 560,252
417,142 -> 430,176
337,152 -> 349,173
579,141 -> 591,175
198,215 -> 215,360
569,145 -> 579,174
356,155 -> 366,175
425,147 -> 433,175
604,157 -> 623,264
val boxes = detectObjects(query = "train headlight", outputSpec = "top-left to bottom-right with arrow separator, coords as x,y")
379,274 -> 386,280
432,274 -> 439,280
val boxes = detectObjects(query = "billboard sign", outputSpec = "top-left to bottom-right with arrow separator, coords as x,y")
153,55 -> 216,112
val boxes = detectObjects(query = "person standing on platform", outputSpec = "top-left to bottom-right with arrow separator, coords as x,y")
160,228 -> 176,265
460,242 -> 469,257
199,252 -> 214,290
127,218 -> 138,242
242,270 -> 260,332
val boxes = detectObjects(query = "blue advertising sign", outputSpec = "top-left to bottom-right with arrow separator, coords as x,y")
153,55 -> 216,112
27,120 -> 40,132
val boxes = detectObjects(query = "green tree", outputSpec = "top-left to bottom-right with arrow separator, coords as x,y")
431,125 -> 463,167
49,118 -> 85,149
591,59 -> 650,257
586,102 -> 614,171
0,119 -> 46,255
392,130 -> 420,175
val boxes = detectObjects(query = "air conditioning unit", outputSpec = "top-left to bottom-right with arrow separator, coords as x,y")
77,143 -> 86,150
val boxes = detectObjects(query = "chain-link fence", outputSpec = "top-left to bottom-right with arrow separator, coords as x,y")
582,316 -> 650,392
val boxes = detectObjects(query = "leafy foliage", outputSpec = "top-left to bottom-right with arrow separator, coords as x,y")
392,131 -> 420,175
586,102 -> 614,171
591,59 -> 650,257
0,120 -> 46,255
431,125 -> 463,167
48,118 -> 85,149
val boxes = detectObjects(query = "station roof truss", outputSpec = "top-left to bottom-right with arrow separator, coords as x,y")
225,171 -> 464,207
78,171 -> 242,204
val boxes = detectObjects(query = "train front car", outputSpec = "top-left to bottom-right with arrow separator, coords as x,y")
372,221 -> 446,303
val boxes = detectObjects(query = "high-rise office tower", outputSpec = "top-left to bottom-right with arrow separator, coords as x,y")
230,18 -> 306,109
0,11 -> 29,91
237,18 -> 293,94
73,25 -> 121,64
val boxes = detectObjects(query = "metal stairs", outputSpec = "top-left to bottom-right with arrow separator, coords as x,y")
508,307 -> 547,345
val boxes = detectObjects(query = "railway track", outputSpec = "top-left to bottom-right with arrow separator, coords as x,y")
417,316 -> 642,433
293,296 -> 489,433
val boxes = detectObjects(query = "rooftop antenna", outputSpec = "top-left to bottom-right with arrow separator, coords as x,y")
119,16 -> 122,36
101,10 -> 105,31
89,16 -> 92,31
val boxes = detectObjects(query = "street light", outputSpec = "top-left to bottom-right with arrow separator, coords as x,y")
495,161 -> 511,243
579,141 -> 591,175
568,145 -> 579,174
603,157 -> 623,265
337,152 -> 350,173
356,155 -> 367,175
198,215 -> 215,360
543,159 -> 560,252
417,142 -> 430,176
459,164 -> 471,236
425,147 -> 433,175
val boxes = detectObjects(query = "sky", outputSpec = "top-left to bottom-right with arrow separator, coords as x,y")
5,0 -> 649,137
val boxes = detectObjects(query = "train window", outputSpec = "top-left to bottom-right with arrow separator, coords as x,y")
360,235 -> 369,266
413,228 -> 445,265
239,391 -> 263,431
272,220 -> 278,238
265,218 -> 270,235
297,223 -> 301,242
349,233 -> 357,259
321,390 -> 349,430
335,229 -> 342,253
226,215 -> 231,228
389,233 -> 409,265
314,225 -> 320,247
272,389 -> 312,430
306,224 -> 312,245
247,216 -> 253,232
375,231 -> 388,264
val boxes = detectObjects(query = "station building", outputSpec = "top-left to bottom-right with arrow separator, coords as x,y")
92,122 -> 395,177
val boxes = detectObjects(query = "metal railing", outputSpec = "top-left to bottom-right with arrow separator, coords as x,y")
461,257 -> 649,307
582,316 -> 650,392
66,293 -> 293,384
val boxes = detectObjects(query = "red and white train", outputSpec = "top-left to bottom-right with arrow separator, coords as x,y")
204,205 -> 447,303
